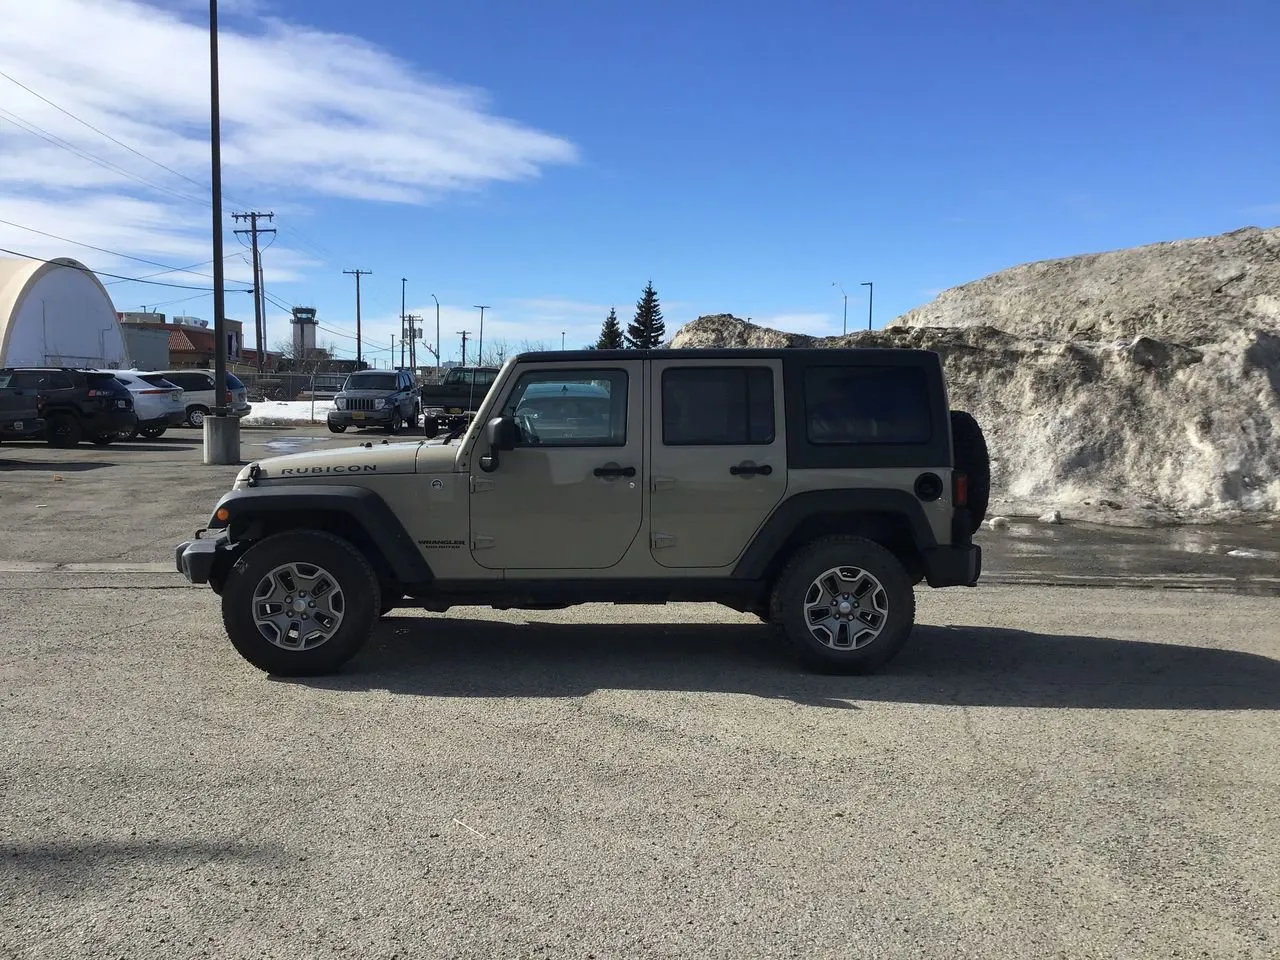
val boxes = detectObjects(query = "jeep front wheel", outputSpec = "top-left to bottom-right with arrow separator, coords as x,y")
220,530 -> 381,675
769,536 -> 915,674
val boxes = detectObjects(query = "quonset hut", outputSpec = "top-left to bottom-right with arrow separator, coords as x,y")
0,257 -> 130,368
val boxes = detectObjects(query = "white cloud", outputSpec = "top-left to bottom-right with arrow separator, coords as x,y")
0,0 -> 576,285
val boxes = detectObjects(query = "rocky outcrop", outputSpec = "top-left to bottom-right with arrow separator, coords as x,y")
669,227 -> 1280,523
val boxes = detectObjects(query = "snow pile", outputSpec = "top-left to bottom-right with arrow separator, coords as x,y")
670,227 -> 1280,523
243,400 -> 333,425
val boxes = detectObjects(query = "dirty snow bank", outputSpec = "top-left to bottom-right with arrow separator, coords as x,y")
671,227 -> 1280,524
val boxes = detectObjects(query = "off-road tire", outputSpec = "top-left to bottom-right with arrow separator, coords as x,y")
950,410 -> 990,535
769,535 -> 915,674
187,405 -> 209,428
45,413 -> 82,447
221,530 -> 381,676
328,422 -> 347,434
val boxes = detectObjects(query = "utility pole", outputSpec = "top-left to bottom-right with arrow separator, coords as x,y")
458,330 -> 471,367
861,281 -> 874,330
405,314 -> 425,371
232,210 -> 274,374
343,268 -> 371,368
400,277 -> 407,369
431,294 -> 441,375
473,305 -> 489,367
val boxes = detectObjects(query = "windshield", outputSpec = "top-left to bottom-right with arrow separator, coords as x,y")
344,373 -> 398,391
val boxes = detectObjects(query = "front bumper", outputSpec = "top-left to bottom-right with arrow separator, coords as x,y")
328,408 -> 395,426
175,533 -> 236,586
923,543 -> 982,588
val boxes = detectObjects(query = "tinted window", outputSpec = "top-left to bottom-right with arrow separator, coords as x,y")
141,375 -> 178,388
662,367 -> 775,446
0,372 -> 44,389
344,373 -> 398,391
44,373 -> 74,390
226,373 -> 245,389
167,373 -> 208,391
804,366 -> 932,444
501,370 -> 627,446
87,373 -> 126,392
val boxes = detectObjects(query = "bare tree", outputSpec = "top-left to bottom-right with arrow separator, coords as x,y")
479,338 -> 512,367
518,338 -> 551,354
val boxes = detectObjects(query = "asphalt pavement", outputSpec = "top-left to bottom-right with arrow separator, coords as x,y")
1,424 -> 1278,958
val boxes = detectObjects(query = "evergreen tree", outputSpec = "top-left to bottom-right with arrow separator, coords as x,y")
626,281 -> 665,349
595,307 -> 624,349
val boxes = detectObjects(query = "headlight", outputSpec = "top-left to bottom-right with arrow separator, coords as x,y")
373,398 -> 386,410
334,397 -> 346,410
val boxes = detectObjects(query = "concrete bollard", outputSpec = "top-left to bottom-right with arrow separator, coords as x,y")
202,415 -> 242,465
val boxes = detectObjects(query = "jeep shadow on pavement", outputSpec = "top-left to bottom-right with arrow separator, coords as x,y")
178,347 -> 990,678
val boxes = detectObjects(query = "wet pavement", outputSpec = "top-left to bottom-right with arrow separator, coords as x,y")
977,518 -> 1279,595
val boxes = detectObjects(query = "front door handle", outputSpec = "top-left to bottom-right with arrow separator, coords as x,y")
729,462 -> 773,477
594,464 -> 637,478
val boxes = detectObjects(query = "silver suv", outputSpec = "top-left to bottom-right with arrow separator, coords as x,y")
178,348 -> 989,676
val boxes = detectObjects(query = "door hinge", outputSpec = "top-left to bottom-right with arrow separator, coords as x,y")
651,532 -> 676,549
470,476 -> 494,493
652,475 -> 676,492
471,535 -> 496,551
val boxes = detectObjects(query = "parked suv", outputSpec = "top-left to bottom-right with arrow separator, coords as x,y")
150,370 -> 251,427
327,370 -> 419,434
178,348 -> 989,677
0,373 -> 46,442
99,371 -> 186,439
0,368 -> 136,447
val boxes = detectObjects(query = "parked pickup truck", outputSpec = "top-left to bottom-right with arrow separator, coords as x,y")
0,374 -> 45,442
419,366 -> 499,436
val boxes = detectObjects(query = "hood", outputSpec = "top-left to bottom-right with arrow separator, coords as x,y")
415,439 -> 462,473
249,439 -> 425,482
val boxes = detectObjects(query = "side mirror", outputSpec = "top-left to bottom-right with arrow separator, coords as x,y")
479,416 -> 519,472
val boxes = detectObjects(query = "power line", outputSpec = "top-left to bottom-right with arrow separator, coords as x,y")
0,67 -> 212,198
0,110 -> 210,208
0,245 -> 253,291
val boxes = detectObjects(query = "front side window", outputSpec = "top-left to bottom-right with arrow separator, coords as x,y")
804,366 -> 932,444
501,370 -> 627,447
662,366 -> 775,445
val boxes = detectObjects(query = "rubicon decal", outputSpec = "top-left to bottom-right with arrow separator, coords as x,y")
278,465 -> 378,475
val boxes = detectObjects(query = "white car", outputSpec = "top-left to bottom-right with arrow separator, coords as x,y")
94,370 -> 187,440
148,370 -> 252,426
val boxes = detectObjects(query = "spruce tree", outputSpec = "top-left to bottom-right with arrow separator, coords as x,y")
625,280 -> 665,349
596,307 -> 624,349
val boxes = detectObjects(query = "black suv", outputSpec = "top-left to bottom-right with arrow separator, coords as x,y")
326,370 -> 419,434
0,368 -> 136,447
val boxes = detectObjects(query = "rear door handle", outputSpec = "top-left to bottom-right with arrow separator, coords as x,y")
729,462 -> 773,477
594,465 -> 637,478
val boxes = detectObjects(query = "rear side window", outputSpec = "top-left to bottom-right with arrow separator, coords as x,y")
804,366 -> 933,444
141,375 -> 177,388
86,373 -> 124,391
662,367 -> 775,445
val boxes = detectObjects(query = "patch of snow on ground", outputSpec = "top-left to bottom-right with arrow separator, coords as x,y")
244,400 -> 333,425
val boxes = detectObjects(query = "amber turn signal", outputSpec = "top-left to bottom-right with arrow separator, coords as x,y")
215,508 -> 230,522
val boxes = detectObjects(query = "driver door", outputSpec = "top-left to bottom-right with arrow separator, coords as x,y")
468,362 -> 645,571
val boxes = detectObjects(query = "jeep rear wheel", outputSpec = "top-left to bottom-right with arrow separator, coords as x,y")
220,530 -> 381,675
769,536 -> 915,674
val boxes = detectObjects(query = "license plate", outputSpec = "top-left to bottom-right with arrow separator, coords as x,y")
448,407 -> 462,414
352,412 -> 365,420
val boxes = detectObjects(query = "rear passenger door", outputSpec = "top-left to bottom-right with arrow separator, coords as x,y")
647,359 -> 787,569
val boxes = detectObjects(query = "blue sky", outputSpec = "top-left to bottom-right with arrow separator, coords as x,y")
1,0 -> 1276,364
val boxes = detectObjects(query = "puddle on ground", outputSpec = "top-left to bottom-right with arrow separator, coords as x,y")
257,436 -> 347,454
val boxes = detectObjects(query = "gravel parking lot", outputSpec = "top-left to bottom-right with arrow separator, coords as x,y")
2,428 -> 1278,958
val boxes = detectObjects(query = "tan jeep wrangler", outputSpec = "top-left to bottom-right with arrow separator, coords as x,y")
177,348 -> 989,676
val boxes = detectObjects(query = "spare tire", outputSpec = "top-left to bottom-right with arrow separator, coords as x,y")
949,410 -> 990,535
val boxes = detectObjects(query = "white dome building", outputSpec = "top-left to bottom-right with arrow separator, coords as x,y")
0,257 -> 130,368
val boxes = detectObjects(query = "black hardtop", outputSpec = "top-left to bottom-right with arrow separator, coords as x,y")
512,347 -> 943,366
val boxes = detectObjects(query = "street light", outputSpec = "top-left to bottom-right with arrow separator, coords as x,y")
860,281 -> 874,330
832,281 -> 847,335
400,277 -> 407,369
